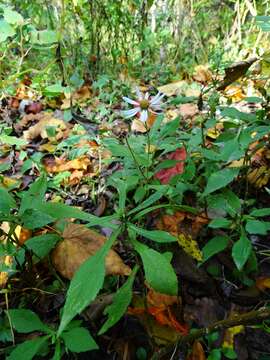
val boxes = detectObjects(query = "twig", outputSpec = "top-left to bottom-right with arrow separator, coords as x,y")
151,307 -> 270,359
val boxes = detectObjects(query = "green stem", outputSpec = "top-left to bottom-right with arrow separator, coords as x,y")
125,137 -> 148,182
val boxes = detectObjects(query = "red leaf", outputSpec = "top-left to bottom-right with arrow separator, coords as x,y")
154,147 -> 187,184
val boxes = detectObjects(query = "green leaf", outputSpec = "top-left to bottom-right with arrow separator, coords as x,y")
57,228 -> 120,336
208,218 -> 232,229
19,175 -> 47,215
3,7 -> 24,25
202,235 -> 229,263
51,340 -> 61,360
203,168 -> 239,196
133,241 -> 178,295
221,107 -> 257,122
134,186 -> 146,203
99,266 -> 138,335
34,202 -> 118,229
133,204 -> 197,220
25,234 -> 60,259
232,233 -> 252,270
115,179 -> 127,212
8,309 -> 51,333
61,327 -> 98,352
250,208 -> 270,217
43,83 -> 66,97
0,188 -> 16,213
245,220 -> 270,235
208,348 -> 222,360
155,160 -> 178,171
21,209 -> 55,230
129,224 -> 177,243
128,188 -> 168,215
256,16 -> 270,32
159,117 -> 180,138
0,19 -> 15,42
7,336 -> 49,360
0,134 -> 28,147
33,30 -> 57,44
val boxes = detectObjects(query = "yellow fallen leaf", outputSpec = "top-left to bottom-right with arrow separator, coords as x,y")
223,85 -> 246,102
158,80 -> 188,97
177,233 -> 203,261
223,324 -> 244,349
38,143 -> 57,153
52,223 -> 131,279
247,166 -> 270,188
256,277 -> 270,291
206,127 -> 221,139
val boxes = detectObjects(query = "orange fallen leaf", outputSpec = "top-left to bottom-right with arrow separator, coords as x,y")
155,147 -> 187,184
43,156 -> 91,173
187,341 -> 206,360
256,277 -> 270,291
129,286 -> 188,336
52,223 -> 131,279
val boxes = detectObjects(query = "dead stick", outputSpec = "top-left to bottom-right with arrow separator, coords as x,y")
151,307 -> 270,360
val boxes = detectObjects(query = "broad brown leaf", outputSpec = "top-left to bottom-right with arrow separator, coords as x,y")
52,223 -> 131,279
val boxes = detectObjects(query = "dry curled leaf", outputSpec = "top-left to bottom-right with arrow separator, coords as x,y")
52,223 -> 131,279
193,65 -> 213,84
23,113 -> 67,141
43,156 -> 91,173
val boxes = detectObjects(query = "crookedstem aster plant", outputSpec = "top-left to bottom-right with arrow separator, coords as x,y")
122,87 -> 165,123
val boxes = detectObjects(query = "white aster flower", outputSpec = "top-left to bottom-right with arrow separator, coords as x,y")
121,87 -> 165,123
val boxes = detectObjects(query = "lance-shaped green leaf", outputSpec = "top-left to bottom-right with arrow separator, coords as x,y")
7,309 -> 52,334
7,336 -> 50,360
128,188 -> 168,215
132,240 -> 178,295
232,232 -> 252,270
99,265 -> 138,335
128,223 -> 177,243
57,227 -> 121,336
203,168 -> 239,196
0,188 -> 16,213
61,327 -> 98,352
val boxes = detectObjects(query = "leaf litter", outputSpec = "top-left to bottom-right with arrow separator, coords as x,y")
1,60 -> 270,359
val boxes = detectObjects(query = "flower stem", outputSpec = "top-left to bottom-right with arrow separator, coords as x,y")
125,137 -> 148,182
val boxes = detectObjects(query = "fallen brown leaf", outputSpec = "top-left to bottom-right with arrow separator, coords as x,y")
52,223 -> 131,279
24,116 -> 67,141
187,341 -> 206,360
193,65 -> 212,84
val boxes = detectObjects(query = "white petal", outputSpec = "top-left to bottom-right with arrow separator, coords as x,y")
150,92 -> 165,106
121,107 -> 140,118
151,104 -> 162,111
135,87 -> 143,100
123,96 -> 139,106
140,110 -> 148,122
145,92 -> 150,100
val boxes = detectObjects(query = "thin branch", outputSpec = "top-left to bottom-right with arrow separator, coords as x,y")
151,306 -> 270,360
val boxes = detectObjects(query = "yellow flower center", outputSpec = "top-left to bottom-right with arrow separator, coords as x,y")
139,99 -> 149,110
